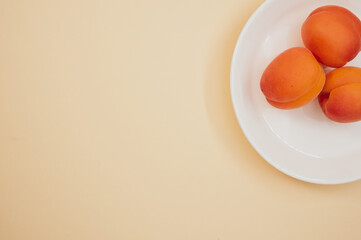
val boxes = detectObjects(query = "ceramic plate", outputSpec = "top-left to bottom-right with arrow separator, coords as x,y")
230,0 -> 361,184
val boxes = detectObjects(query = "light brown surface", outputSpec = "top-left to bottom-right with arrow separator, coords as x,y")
1,0 -> 361,239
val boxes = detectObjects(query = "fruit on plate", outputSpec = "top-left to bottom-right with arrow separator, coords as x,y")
260,47 -> 326,109
302,5 -> 361,68
319,67 -> 361,123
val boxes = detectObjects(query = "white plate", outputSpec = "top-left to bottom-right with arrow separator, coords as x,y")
230,0 -> 361,184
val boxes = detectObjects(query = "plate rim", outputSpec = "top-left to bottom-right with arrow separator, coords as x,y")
230,0 -> 361,185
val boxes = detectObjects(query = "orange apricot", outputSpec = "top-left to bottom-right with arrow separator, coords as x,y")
260,47 -> 325,109
302,5 -> 361,68
319,67 -> 361,123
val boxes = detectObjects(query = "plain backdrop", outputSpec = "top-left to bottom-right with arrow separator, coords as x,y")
0,0 -> 361,239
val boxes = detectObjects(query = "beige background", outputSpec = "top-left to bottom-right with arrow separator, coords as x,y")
1,0 -> 361,239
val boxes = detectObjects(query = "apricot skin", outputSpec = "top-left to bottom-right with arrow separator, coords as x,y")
260,47 -> 325,109
302,5 -> 361,68
319,67 -> 361,123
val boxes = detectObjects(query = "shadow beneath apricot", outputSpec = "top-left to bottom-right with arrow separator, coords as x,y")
301,99 -> 330,122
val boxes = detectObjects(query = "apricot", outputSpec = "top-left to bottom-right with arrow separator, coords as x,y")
260,47 -> 325,109
319,67 -> 361,123
302,5 -> 361,68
